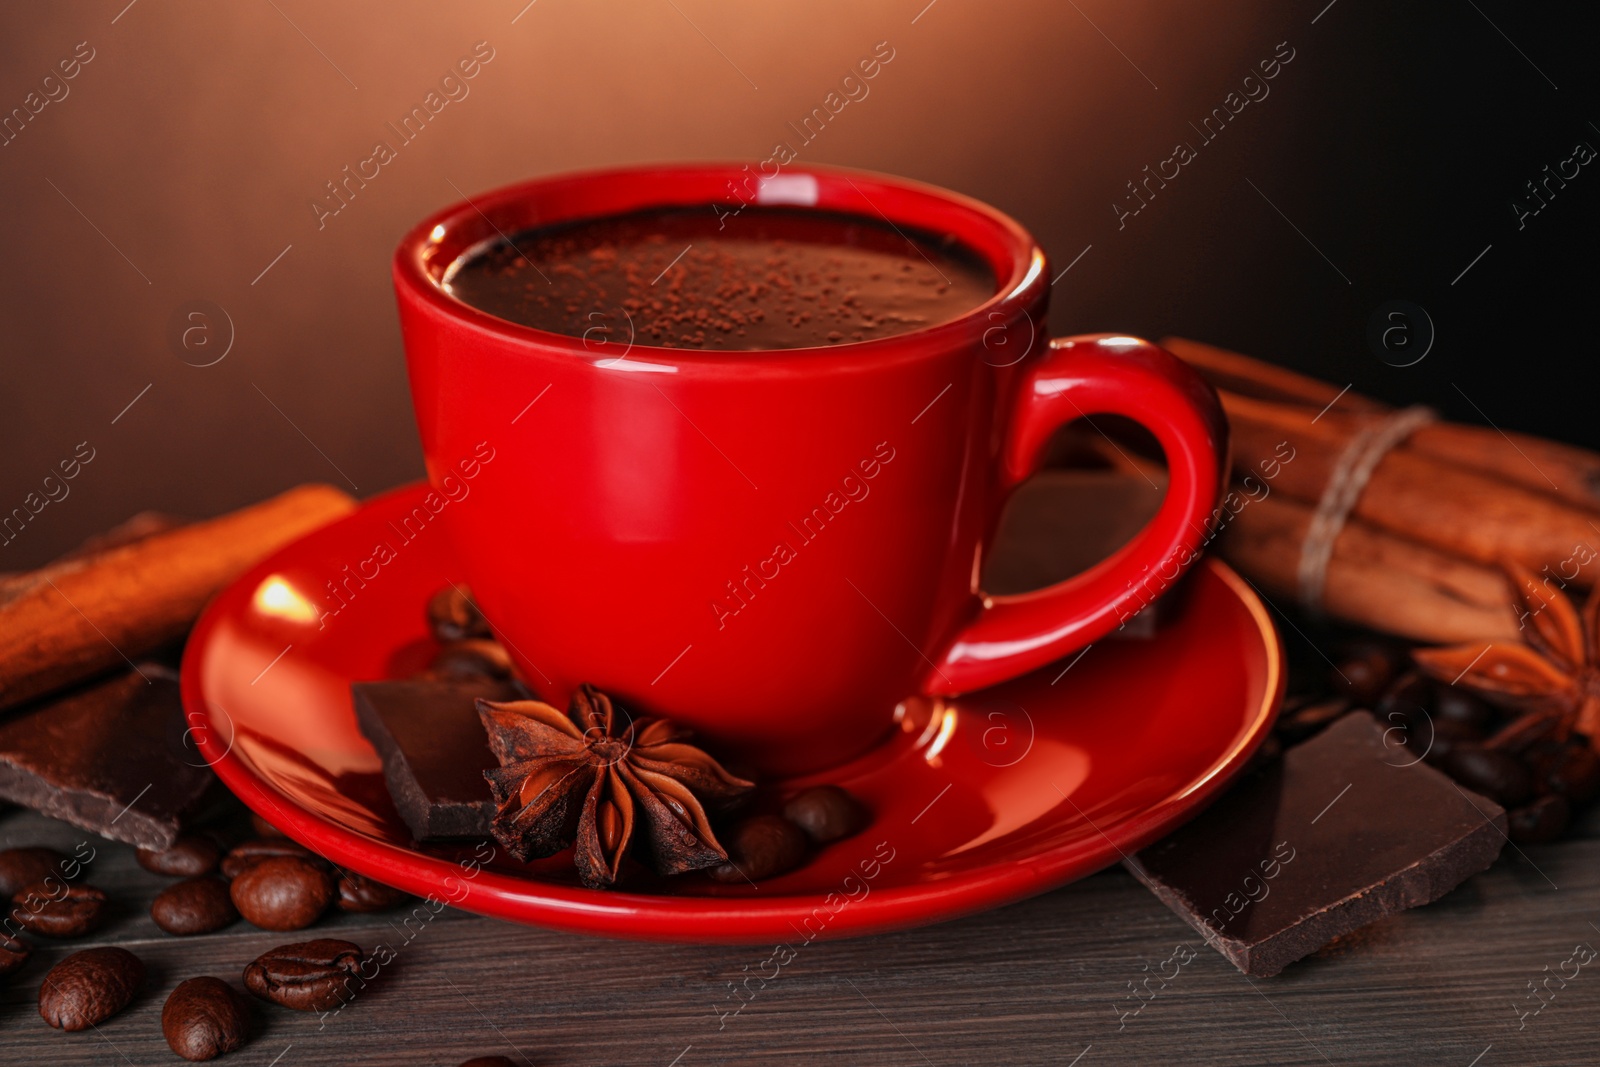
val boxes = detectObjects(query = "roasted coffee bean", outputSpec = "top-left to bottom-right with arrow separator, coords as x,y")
1509,794 -> 1571,844
0,846 -> 70,898
138,833 -> 223,877
221,838 -> 324,879
430,639 -> 513,680
243,939 -> 363,1012
709,816 -> 808,883
1374,671 -> 1433,720
0,931 -> 30,977
153,876 -> 239,936
337,872 -> 408,913
1277,696 -> 1353,745
231,857 -> 335,931
38,947 -> 144,1031
1417,717 -> 1486,766
1535,743 -> 1600,807
1554,742 -> 1600,805
163,977 -> 251,1062
1431,685 -> 1494,730
11,881 -> 108,938
250,813 -> 287,838
1444,745 -> 1534,807
1331,640 -> 1405,703
428,585 -> 492,642
783,786 -> 869,844
1521,739 -> 1567,779
458,1058 -> 520,1067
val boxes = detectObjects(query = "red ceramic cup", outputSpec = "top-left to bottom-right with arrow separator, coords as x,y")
393,163 -> 1227,776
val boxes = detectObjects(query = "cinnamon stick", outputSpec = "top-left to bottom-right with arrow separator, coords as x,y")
52,511 -> 184,563
1159,337 -> 1385,415
1162,336 -> 1600,513
1221,391 -> 1599,582
1218,494 -> 1520,645
0,484 -> 355,711
1405,423 -> 1600,513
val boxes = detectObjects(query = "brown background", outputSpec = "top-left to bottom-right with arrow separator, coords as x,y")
1,0 -> 1594,567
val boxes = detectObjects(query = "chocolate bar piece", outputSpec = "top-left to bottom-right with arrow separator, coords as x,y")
0,666 -> 215,850
353,678 -> 516,841
1126,711 -> 1507,977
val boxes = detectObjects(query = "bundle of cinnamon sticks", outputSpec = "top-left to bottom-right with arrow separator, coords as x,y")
1156,338 -> 1600,645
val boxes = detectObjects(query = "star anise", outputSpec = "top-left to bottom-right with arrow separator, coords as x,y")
1413,563 -> 1600,745
475,684 -> 753,888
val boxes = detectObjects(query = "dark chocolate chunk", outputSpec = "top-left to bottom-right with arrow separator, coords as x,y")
1126,712 -> 1507,977
0,666 -> 214,849
352,678 -> 517,840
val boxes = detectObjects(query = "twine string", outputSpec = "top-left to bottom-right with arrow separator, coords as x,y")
1296,405 -> 1438,613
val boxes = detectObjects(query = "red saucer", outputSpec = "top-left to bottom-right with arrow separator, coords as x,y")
181,484 -> 1281,943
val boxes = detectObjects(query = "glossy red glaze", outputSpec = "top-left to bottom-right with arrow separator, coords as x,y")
932,334 -> 1229,692
393,164 -> 1227,775
180,485 -> 1281,943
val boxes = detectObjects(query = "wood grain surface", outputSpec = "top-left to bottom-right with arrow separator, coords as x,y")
1,473 -> 1591,1065
0,805 -> 1593,1066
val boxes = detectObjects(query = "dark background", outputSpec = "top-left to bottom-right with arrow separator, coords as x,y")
2,0 -> 1595,567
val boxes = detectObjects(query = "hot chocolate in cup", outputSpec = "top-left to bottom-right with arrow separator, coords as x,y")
393,164 -> 1226,776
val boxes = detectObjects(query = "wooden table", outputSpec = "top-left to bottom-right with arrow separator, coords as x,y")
3,477 -> 1587,1064
0,803 -> 1592,1066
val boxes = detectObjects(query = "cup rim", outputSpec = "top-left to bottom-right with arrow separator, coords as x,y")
392,162 -> 1049,371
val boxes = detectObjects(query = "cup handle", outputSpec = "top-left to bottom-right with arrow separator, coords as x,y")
922,334 -> 1229,695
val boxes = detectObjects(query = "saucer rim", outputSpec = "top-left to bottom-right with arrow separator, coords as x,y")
181,482 -> 1282,943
